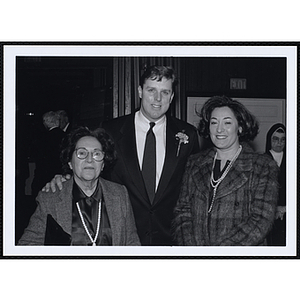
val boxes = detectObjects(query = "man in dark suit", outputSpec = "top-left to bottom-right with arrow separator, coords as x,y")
101,66 -> 199,245
45,66 -> 199,245
56,110 -> 71,134
31,111 -> 66,198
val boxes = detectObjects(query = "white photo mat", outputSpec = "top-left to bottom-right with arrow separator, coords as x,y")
3,44 -> 297,257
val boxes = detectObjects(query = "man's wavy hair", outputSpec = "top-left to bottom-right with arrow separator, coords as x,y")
197,95 -> 259,142
140,65 -> 178,91
60,126 -> 117,175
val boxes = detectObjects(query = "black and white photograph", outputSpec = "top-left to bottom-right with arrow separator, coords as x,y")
2,0 -> 300,297
3,44 -> 297,257
1,2 -> 299,295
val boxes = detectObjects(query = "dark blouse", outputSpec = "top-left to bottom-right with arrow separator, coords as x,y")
71,180 -> 112,245
213,159 -> 230,180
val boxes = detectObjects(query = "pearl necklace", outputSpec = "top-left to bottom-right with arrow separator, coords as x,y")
76,200 -> 101,246
208,145 -> 242,214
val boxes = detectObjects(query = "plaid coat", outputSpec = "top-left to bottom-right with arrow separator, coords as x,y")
172,143 -> 279,246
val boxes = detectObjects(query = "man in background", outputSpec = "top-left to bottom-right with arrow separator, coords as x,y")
31,111 -> 66,198
57,110 -> 71,133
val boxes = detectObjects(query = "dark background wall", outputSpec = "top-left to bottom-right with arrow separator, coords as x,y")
183,57 -> 286,98
179,57 -> 286,120
16,56 -> 286,130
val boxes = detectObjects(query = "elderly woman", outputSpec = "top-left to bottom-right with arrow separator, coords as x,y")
18,127 -> 140,246
172,96 -> 279,246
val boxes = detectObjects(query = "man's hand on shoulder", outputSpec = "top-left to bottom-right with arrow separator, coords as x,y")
41,174 -> 71,193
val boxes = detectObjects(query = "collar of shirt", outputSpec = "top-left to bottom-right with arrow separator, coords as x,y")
63,123 -> 70,132
135,110 -> 166,132
72,179 -> 101,203
135,110 -> 166,190
48,126 -> 59,131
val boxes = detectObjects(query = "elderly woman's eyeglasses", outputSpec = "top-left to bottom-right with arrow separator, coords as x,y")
75,148 -> 105,162
272,136 -> 286,143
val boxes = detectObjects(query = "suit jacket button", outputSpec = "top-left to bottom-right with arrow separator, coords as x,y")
235,201 -> 239,206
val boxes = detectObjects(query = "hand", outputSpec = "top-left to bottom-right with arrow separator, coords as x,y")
42,174 -> 71,192
275,206 -> 286,220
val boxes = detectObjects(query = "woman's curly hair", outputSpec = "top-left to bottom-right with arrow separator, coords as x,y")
197,95 -> 259,142
60,126 -> 117,175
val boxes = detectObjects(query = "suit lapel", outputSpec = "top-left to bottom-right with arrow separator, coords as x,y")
214,147 -> 252,199
117,115 -> 149,202
154,117 -> 180,205
99,178 -> 122,245
193,150 -> 214,211
56,179 -> 73,235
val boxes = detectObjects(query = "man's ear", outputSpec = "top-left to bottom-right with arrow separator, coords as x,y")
138,85 -> 143,98
68,162 -> 73,170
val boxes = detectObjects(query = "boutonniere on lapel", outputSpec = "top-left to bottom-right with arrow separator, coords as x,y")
175,130 -> 189,157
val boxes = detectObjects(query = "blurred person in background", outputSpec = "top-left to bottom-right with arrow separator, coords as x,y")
265,123 -> 286,246
57,109 -> 71,134
31,111 -> 66,198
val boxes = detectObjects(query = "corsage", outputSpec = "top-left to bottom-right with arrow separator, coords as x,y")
175,131 -> 189,157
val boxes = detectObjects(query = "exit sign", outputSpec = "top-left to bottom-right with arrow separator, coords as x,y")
230,78 -> 247,90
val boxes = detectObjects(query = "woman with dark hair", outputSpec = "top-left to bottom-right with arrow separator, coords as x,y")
172,96 -> 279,246
18,127 -> 140,246
265,123 -> 286,246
